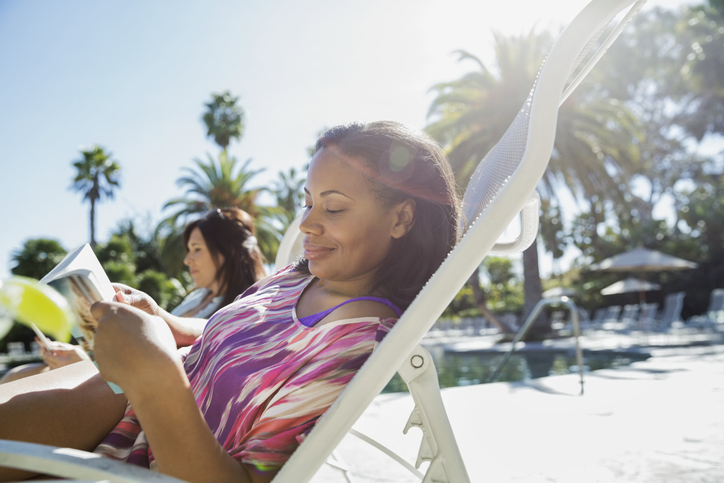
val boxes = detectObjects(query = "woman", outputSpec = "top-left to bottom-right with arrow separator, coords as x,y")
0,207 -> 265,383
173,207 -> 266,318
0,121 -> 461,483
123,207 -> 267,348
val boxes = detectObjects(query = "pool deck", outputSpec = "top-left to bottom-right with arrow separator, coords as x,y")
312,329 -> 724,482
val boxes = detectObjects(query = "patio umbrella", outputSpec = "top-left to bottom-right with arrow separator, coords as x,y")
591,247 -> 697,303
590,247 -> 698,272
600,278 -> 661,296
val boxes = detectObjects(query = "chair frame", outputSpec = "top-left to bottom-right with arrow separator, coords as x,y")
278,1 -> 648,480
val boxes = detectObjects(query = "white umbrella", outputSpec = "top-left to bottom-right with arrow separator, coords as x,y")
591,247 -> 698,272
600,278 -> 662,296
591,247 -> 696,304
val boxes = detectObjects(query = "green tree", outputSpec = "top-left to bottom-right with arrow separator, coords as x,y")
10,239 -> 67,280
426,30 -> 640,337
162,151 -> 279,262
110,217 -> 166,275
95,224 -> 186,311
270,167 -> 306,231
70,146 -> 121,249
163,152 -> 266,225
202,91 -> 245,152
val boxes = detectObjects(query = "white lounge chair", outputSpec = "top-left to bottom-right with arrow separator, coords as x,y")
654,291 -> 685,330
638,302 -> 659,331
0,0 -> 649,480
687,288 -> 724,329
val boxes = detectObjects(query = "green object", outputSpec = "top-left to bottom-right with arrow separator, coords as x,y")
0,276 -> 73,342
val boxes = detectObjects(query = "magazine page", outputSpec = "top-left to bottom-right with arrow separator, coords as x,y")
39,243 -> 123,393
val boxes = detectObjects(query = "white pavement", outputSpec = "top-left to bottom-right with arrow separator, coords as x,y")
312,341 -> 724,482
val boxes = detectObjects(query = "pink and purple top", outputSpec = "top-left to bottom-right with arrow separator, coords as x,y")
94,266 -> 400,470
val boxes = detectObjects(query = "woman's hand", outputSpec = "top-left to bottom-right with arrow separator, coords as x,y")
112,284 -> 207,349
90,301 -> 181,396
38,340 -> 90,370
112,284 -> 160,316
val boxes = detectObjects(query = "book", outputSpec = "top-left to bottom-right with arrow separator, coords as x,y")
39,243 -> 123,393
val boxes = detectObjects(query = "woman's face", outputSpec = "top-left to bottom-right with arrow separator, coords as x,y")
184,227 -> 224,294
300,146 -> 412,293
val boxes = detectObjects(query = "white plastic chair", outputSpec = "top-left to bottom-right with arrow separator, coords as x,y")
688,288 -> 724,328
655,291 -> 685,330
0,0 -> 648,480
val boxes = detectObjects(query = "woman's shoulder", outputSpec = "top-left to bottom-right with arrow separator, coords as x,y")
330,299 -> 399,321
234,265 -> 311,302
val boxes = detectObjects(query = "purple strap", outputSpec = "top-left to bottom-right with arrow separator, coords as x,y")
298,296 -> 403,327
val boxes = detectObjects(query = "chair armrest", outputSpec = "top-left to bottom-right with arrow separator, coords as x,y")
0,439 -> 186,483
490,191 -> 540,255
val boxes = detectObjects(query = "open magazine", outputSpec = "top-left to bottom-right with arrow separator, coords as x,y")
39,243 -> 123,393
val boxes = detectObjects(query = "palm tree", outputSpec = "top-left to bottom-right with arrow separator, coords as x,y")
426,30 -> 640,336
202,91 -> 245,152
270,167 -> 306,231
162,151 -> 278,262
70,146 -> 121,249
163,151 -> 265,225
11,238 -> 67,280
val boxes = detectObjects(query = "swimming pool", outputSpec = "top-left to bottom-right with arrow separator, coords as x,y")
382,348 -> 651,393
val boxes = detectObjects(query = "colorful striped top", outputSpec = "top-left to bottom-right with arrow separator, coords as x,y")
94,266 -> 398,470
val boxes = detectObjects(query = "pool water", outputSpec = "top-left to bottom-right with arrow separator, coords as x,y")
382,349 -> 650,393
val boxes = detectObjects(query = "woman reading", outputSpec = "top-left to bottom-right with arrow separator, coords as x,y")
0,120 -> 461,483
0,207 -> 266,383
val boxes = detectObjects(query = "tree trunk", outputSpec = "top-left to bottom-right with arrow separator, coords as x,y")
522,237 -> 549,338
89,198 -> 96,249
469,267 -> 514,334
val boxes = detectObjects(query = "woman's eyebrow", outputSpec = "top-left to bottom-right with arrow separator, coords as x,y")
304,187 -> 354,200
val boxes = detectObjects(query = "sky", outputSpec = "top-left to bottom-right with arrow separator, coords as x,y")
0,0 -> 696,279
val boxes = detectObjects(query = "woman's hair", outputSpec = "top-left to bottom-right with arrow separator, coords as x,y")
295,120 -> 461,310
182,207 -> 266,308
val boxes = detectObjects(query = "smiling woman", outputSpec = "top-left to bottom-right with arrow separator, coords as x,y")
295,121 -> 460,312
0,120 -> 460,483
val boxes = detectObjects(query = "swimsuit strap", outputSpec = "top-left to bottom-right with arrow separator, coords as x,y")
298,296 -> 403,327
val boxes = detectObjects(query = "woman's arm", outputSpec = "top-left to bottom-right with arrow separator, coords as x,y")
153,308 -> 207,348
91,301 -> 277,483
112,285 -> 207,347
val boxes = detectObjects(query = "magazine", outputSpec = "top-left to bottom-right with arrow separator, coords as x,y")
39,243 -> 123,393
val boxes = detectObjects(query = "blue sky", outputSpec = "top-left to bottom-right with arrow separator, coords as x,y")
0,0 -> 693,279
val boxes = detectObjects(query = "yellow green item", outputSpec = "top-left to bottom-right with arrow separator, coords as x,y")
0,276 -> 73,342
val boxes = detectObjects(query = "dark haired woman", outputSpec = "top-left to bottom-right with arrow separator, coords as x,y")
177,207 -> 267,318
0,121 -> 460,483
0,207 -> 266,383
121,207 -> 268,348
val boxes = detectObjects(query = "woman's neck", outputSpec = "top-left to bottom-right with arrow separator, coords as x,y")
312,276 -> 375,300
206,280 -> 223,298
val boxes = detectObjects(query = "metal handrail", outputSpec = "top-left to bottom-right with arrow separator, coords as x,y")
487,296 -> 585,395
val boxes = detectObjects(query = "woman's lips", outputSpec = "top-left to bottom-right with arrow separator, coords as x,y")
303,244 -> 334,261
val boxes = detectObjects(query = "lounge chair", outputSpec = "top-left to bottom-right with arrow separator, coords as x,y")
638,302 -> 659,331
601,305 -> 622,330
0,0 -> 650,480
654,291 -> 685,331
590,307 -> 607,329
687,288 -> 724,329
